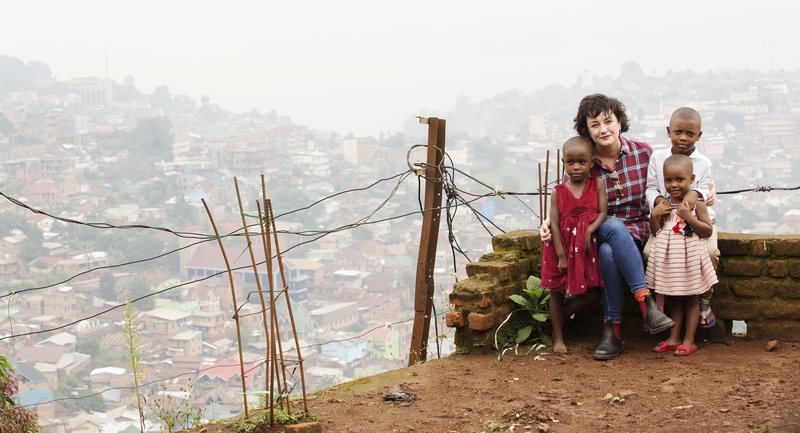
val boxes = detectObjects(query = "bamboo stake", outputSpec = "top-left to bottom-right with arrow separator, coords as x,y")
201,199 -> 249,417
256,201 -> 281,426
538,163 -> 543,226
557,149 -> 561,185
267,199 -> 309,412
233,178 -> 277,419
258,200 -> 289,412
544,150 -> 550,220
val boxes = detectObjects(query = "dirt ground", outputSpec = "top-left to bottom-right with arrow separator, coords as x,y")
189,333 -> 800,433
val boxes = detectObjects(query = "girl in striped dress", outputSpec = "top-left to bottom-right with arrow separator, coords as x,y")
646,154 -> 717,356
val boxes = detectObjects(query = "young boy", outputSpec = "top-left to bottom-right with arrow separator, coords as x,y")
645,107 -> 719,328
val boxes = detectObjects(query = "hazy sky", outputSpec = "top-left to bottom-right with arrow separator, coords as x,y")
4,0 -> 799,136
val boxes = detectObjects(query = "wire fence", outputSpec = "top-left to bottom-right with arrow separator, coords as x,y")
2,144 -> 798,411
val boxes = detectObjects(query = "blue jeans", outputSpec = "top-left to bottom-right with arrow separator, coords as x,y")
596,218 -> 648,322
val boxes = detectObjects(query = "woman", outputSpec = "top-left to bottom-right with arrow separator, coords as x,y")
542,94 -> 674,360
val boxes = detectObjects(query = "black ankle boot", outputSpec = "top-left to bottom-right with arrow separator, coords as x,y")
593,321 -> 622,360
642,294 -> 674,334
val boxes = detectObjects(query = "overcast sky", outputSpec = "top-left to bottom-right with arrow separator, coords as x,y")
3,0 -> 799,136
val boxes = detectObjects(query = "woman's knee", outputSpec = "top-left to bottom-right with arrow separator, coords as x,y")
597,217 -> 627,242
598,242 -> 615,265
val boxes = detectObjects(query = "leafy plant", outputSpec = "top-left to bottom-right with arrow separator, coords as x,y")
0,355 -> 40,433
122,299 -> 147,433
149,379 -> 202,433
495,276 -> 553,359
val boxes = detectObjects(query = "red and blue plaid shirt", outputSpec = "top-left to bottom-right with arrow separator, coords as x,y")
589,136 -> 653,243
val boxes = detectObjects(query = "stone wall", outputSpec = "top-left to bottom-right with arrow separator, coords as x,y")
446,230 -> 800,352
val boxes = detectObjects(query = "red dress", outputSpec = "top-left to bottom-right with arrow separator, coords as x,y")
540,178 -> 604,295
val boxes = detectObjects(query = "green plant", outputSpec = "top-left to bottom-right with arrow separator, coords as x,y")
149,379 -> 202,433
236,408 -> 316,432
495,276 -> 553,359
0,356 -> 40,433
122,299 -> 146,433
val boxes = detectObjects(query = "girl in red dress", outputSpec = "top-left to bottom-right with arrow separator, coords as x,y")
541,137 -> 608,353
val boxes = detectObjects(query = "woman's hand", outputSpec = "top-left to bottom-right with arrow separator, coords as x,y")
676,200 -> 692,220
706,180 -> 716,207
540,218 -> 552,243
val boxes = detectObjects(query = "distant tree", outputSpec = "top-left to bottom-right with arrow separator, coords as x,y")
27,61 -> 53,90
0,56 -> 34,95
123,279 -> 155,311
112,76 -> 141,103
150,85 -> 172,110
74,392 -> 104,413
98,271 -> 117,301
75,338 -> 100,358
127,116 -> 174,163
0,114 -> 14,135
121,232 -> 165,271
172,94 -> 196,112
198,95 -> 222,123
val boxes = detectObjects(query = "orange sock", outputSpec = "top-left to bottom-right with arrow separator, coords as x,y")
634,289 -> 649,317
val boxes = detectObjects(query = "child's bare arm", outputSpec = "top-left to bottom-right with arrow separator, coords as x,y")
680,201 -> 713,238
650,201 -> 670,234
584,182 -> 608,252
549,192 -> 567,273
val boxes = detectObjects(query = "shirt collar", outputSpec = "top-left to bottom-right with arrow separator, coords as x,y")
619,136 -> 633,156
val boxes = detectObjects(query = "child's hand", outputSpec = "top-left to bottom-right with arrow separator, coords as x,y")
557,255 -> 568,274
676,200 -> 692,220
584,230 -> 593,254
651,201 -> 671,219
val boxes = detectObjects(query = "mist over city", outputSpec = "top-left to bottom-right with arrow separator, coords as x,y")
1,1 -> 800,432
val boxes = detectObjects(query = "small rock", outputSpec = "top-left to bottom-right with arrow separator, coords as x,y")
536,422 -> 549,432
412,371 -> 418,376
766,340 -> 778,352
619,390 -> 636,399
719,408 -> 731,413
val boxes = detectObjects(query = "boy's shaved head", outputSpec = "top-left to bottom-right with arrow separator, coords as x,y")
670,107 -> 702,127
562,136 -> 593,154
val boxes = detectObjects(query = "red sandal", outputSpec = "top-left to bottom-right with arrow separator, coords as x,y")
652,341 -> 678,353
674,344 -> 698,356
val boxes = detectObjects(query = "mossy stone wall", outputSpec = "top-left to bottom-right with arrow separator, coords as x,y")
446,231 -> 800,352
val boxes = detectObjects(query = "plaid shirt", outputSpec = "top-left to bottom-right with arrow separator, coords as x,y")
589,136 -> 653,243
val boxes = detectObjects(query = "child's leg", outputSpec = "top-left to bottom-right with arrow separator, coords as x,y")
549,291 -> 567,353
700,220 -> 719,327
683,295 -> 700,348
665,296 -> 683,346
563,290 -> 601,319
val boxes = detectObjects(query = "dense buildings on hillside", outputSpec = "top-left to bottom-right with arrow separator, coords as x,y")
0,60 -> 799,431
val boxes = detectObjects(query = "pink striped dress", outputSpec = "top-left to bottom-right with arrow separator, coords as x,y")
645,204 -> 718,296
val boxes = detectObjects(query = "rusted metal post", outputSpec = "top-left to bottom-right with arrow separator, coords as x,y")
408,117 -> 445,365
201,199 -> 249,417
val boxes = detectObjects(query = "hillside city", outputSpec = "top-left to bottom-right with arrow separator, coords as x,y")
1,55 -> 799,432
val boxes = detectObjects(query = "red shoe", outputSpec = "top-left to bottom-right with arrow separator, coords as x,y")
652,341 -> 678,353
674,344 -> 698,356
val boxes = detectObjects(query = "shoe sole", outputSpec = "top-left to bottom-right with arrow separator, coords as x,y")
593,351 -> 620,360
644,321 -> 675,335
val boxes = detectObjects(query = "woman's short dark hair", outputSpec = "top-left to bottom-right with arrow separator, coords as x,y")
573,94 -> 630,141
